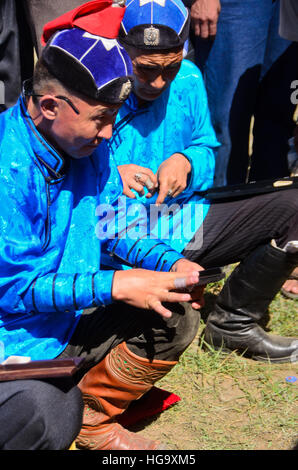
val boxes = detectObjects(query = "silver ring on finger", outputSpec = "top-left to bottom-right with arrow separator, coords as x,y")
167,189 -> 173,197
145,177 -> 154,190
174,277 -> 187,289
134,172 -> 143,182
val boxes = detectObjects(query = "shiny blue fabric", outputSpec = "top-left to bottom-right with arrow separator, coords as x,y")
108,60 -> 220,256
0,94 -> 183,360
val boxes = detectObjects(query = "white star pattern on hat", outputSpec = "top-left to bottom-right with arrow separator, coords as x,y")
139,0 -> 166,6
82,32 -> 129,75
83,32 -> 119,52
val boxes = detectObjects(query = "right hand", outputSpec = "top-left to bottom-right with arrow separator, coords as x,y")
112,268 -> 199,319
118,164 -> 158,199
190,0 -> 221,39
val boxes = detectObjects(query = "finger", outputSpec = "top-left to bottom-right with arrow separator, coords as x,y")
164,291 -> 192,303
191,292 -> 205,307
191,300 -> 204,309
130,181 -> 145,195
170,271 -> 199,291
191,18 -> 201,36
149,299 -> 173,319
139,169 -> 158,188
144,178 -> 156,193
135,171 -> 157,191
199,21 -> 209,39
123,187 -> 136,199
171,184 -> 185,199
208,20 -> 217,38
156,181 -> 171,206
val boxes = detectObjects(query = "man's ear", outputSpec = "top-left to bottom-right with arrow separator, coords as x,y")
39,95 -> 59,120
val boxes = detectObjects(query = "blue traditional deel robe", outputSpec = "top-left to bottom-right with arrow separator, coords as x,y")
0,93 -> 184,361
108,60 -> 220,255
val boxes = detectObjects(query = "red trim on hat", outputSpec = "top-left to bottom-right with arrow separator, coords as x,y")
42,0 -> 125,45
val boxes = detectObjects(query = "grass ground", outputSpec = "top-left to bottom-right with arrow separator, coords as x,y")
129,273 -> 298,451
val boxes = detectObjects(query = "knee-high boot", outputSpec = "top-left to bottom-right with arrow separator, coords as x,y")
75,342 -> 177,450
204,243 -> 298,363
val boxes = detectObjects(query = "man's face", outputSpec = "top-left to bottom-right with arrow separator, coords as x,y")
128,47 -> 183,102
48,95 -> 121,158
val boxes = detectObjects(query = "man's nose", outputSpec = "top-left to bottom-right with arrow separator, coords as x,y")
150,74 -> 166,89
98,122 -> 113,140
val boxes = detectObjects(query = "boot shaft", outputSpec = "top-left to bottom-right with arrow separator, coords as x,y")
215,242 -> 298,322
79,342 -> 177,418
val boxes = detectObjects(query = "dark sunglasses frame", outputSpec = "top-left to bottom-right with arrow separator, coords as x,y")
26,92 -> 80,115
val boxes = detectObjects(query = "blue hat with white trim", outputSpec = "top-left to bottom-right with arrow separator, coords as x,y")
119,0 -> 190,50
42,29 -> 133,104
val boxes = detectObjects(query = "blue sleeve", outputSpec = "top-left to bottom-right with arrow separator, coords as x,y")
99,196 -> 184,272
0,168 -> 115,315
180,64 -> 220,192
0,172 -> 183,316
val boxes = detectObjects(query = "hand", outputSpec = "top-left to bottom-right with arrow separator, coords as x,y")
112,268 -> 199,319
190,0 -> 221,38
118,164 -> 158,199
155,153 -> 191,206
171,258 -> 205,309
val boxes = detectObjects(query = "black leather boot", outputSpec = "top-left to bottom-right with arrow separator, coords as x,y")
204,243 -> 298,363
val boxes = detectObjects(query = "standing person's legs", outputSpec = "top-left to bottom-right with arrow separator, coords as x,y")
24,0 -> 84,57
248,3 -> 298,180
0,1 -> 21,111
195,0 -> 282,186
0,1 -> 34,112
0,379 -> 83,450
183,189 -> 298,362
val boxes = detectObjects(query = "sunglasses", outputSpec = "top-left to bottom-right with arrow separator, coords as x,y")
26,92 -> 80,115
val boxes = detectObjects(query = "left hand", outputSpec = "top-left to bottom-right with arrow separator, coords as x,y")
118,164 -> 158,199
190,0 -> 221,39
155,153 -> 191,206
171,258 -> 206,309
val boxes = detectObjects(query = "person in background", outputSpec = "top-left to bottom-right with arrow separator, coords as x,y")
0,1 -> 34,112
186,0 -> 298,186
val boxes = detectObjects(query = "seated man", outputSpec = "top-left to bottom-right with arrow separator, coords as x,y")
0,0 -> 205,451
108,0 -> 298,363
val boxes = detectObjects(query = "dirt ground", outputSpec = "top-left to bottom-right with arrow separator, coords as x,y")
128,350 -> 298,451
123,287 -> 298,451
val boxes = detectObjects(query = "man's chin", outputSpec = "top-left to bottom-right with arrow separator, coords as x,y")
135,88 -> 165,102
72,145 -> 99,159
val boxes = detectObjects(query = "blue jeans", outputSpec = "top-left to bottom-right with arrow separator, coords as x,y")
195,0 -> 298,185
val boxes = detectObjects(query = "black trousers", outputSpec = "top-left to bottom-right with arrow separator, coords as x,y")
0,379 -> 83,450
59,189 -> 298,374
183,188 -> 298,266
0,1 -> 34,112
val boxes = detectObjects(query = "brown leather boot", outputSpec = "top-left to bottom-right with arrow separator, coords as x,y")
75,342 -> 177,450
